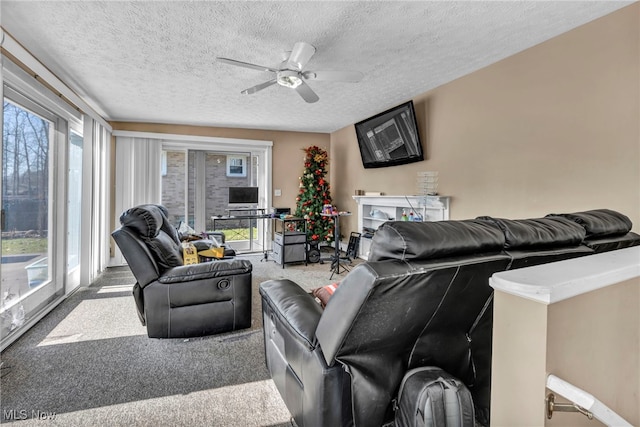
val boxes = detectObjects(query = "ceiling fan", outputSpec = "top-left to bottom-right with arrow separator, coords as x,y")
216,41 -> 363,103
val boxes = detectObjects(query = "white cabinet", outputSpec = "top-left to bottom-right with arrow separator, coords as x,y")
352,195 -> 450,259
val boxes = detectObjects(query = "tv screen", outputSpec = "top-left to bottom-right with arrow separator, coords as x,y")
354,100 -> 424,169
228,187 -> 259,205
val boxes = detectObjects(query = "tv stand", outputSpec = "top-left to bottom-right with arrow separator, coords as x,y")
225,207 -> 266,217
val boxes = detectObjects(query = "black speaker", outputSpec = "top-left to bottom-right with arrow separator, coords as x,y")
307,240 -> 320,263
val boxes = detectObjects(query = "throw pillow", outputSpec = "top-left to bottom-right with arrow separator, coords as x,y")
311,282 -> 340,308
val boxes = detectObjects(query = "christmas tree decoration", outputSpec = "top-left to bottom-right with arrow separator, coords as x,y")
295,146 -> 333,243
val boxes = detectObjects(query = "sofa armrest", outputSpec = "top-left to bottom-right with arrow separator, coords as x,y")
158,259 -> 251,284
261,279 -> 350,426
259,279 -> 323,349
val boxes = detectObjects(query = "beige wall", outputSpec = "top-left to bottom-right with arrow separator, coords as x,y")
546,278 -> 639,426
491,277 -> 640,426
109,122 -> 330,216
491,291 -> 548,425
331,4 -> 640,237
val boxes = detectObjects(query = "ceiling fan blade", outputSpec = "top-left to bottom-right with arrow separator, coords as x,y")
294,81 -> 319,103
303,70 -> 364,83
241,79 -> 277,95
286,42 -> 316,70
216,57 -> 279,73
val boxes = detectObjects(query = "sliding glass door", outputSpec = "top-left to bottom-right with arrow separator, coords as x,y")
1,98 -> 60,341
66,130 -> 83,290
112,133 -> 272,263
1,65 -> 86,348
161,148 -> 266,253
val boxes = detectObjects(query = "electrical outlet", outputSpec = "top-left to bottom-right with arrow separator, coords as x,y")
274,189 -> 282,197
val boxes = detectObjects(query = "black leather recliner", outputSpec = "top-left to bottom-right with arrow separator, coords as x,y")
112,204 -> 252,338
259,209 -> 639,426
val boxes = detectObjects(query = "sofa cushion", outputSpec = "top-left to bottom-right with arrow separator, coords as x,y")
368,219 -> 505,262
581,232 -> 640,253
477,216 -> 585,249
548,209 -> 633,237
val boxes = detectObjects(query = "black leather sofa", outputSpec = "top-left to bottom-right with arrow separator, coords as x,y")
259,209 -> 639,426
112,204 -> 252,338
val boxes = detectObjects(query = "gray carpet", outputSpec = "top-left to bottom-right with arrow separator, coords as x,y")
0,252 -> 359,426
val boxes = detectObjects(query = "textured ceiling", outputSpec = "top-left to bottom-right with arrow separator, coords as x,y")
1,1 -> 633,133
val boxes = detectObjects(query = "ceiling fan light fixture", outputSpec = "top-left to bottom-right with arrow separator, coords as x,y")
219,41 -> 363,102
276,70 -> 302,88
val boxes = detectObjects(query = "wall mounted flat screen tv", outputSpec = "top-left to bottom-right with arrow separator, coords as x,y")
228,186 -> 259,205
354,100 -> 424,169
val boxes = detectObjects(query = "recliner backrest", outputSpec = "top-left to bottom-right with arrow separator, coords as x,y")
112,227 -> 160,288
476,216 -> 586,249
477,215 -> 592,269
316,253 -> 511,427
546,208 -> 640,253
547,208 -> 632,238
368,219 -> 505,262
118,204 -> 183,271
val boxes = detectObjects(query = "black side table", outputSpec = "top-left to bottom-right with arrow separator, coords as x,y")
272,217 -> 307,268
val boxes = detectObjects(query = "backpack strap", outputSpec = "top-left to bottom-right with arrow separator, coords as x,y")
428,379 -> 447,424
452,379 -> 476,426
442,377 -> 476,427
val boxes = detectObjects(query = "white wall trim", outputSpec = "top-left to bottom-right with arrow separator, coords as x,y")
111,130 -> 273,149
490,246 -> 640,304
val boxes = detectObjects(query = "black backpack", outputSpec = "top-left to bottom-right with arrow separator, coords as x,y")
395,366 -> 475,427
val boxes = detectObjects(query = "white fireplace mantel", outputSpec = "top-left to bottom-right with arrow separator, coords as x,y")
352,195 -> 450,259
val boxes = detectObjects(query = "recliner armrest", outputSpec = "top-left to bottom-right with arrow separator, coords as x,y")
260,279 -> 323,349
159,259 -> 251,284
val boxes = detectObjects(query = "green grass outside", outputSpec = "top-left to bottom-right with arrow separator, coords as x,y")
2,237 -> 48,255
215,227 -> 258,241
1,229 -> 259,255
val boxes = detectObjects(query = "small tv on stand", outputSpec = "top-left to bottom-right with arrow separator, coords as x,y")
228,186 -> 259,207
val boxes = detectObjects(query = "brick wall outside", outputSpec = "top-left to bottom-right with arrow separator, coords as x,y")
162,151 -> 186,224
161,151 -> 258,229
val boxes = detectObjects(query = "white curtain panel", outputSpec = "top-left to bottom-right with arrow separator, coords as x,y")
112,136 -> 162,265
115,136 -> 162,210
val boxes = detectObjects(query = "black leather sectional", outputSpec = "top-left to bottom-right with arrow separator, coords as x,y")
259,209 -> 639,426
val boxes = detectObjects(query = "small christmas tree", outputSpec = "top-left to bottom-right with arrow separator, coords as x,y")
295,146 -> 334,244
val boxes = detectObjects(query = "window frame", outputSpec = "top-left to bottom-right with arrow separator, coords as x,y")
226,155 -> 247,177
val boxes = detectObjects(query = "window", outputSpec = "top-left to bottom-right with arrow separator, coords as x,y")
67,130 -> 83,271
1,58 -> 85,350
1,97 -> 57,344
161,151 -> 167,176
226,155 -> 246,177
